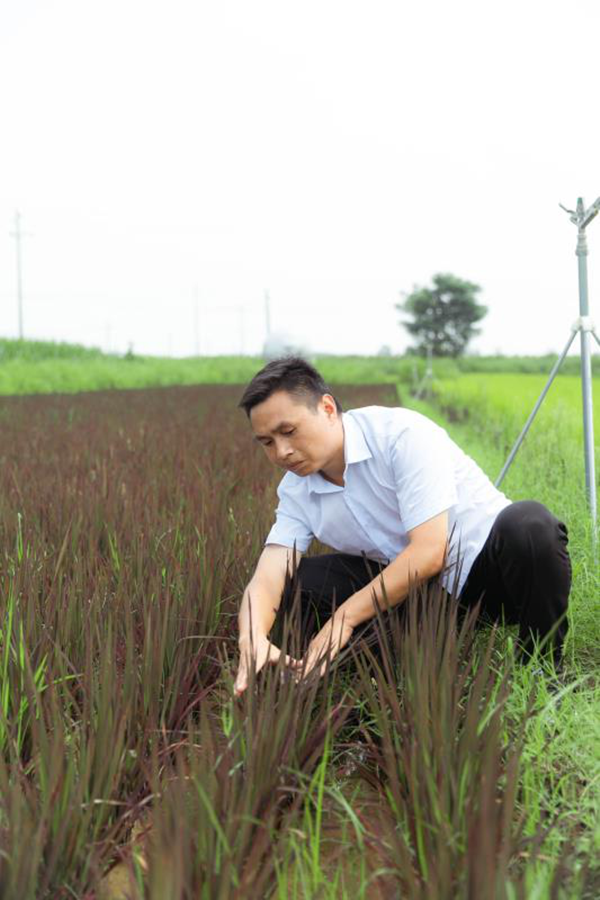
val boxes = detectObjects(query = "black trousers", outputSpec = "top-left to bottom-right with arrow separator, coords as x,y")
277,500 -> 571,665
458,500 -> 571,661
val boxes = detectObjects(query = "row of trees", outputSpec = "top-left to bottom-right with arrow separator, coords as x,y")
397,273 -> 487,358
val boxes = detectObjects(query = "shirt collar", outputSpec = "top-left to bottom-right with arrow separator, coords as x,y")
306,411 -> 372,495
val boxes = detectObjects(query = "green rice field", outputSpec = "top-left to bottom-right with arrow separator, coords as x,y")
0,337 -> 598,397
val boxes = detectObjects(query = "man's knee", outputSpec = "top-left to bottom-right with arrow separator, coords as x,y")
493,500 -> 567,557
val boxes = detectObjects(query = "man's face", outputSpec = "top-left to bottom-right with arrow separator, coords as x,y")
249,389 -> 342,476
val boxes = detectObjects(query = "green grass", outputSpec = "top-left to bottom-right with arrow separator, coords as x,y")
398,376 -> 600,894
427,371 -> 600,445
0,337 -> 598,396
0,338 -> 108,362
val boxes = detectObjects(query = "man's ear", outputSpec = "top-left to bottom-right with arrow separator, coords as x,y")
321,393 -> 338,418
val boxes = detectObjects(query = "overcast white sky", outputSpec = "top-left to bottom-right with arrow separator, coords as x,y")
1,0 -> 599,358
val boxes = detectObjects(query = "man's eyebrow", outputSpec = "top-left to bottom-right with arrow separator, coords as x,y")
253,421 -> 295,441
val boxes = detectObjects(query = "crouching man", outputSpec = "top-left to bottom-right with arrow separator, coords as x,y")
233,357 -> 571,696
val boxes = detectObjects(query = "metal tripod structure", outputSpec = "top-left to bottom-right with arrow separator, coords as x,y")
495,196 -> 600,550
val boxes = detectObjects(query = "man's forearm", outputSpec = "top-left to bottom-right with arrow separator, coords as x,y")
336,544 -> 444,629
238,580 -> 280,643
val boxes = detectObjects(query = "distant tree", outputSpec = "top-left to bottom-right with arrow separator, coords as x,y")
397,273 -> 488,358
377,344 -> 392,357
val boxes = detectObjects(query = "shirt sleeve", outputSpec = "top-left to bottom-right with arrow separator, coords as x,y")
264,477 -> 314,552
389,414 -> 458,533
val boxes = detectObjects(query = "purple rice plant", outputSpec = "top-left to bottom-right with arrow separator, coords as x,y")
0,383 -> 408,896
127,590 -> 355,900
344,577 -> 575,899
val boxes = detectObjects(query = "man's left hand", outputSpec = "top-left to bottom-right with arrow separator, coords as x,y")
291,611 -> 354,681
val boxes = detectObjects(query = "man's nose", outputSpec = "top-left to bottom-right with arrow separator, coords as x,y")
276,441 -> 293,462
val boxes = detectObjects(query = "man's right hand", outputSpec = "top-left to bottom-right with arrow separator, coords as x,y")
233,634 -> 299,698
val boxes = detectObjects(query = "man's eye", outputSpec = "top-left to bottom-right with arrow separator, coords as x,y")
282,429 -> 295,435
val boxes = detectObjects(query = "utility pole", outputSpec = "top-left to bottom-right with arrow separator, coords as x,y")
9,210 -> 31,339
239,306 -> 246,355
264,289 -> 271,338
193,285 -> 200,356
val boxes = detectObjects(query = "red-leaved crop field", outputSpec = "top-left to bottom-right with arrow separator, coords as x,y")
0,383 -> 593,899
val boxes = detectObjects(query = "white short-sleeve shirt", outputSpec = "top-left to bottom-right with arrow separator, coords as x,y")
265,405 -> 512,596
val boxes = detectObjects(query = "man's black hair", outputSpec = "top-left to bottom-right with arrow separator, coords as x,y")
238,355 -> 343,418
